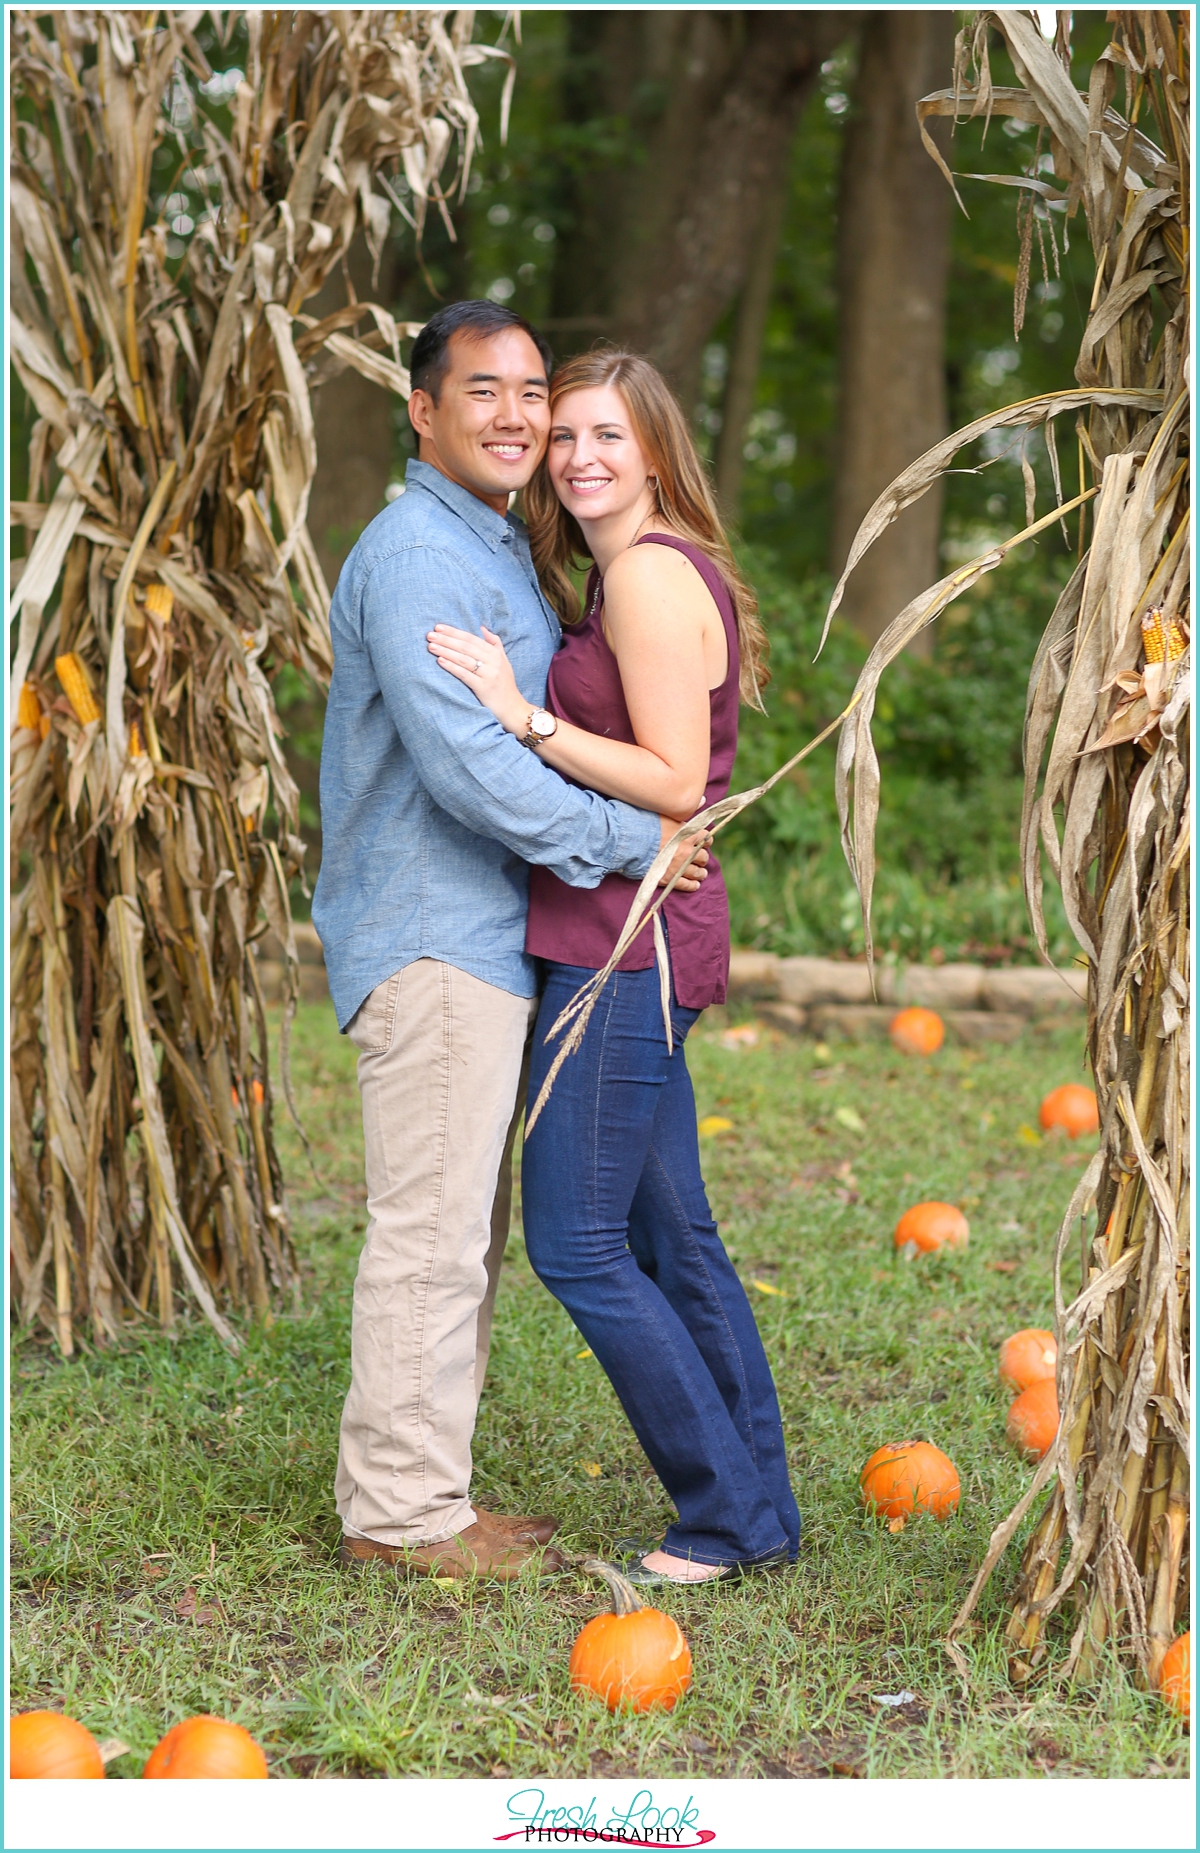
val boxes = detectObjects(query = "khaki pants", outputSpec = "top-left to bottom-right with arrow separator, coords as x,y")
335,960 -> 538,1545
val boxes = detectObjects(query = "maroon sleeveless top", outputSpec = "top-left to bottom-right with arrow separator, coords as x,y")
525,535 -> 739,1009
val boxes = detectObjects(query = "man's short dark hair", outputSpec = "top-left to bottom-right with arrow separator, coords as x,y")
409,300 -> 554,403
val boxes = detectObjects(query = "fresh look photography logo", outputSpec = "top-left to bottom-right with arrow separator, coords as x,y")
496,1787 -> 715,1847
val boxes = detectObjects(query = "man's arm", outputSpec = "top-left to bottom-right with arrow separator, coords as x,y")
361,544 -> 662,888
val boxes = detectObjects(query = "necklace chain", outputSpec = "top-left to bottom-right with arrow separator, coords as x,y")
587,513 -> 662,623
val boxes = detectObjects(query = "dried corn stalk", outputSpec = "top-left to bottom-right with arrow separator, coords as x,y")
9,10 -> 505,1351
853,9 -> 1188,1683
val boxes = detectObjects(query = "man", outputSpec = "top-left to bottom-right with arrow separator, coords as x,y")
313,301 -> 705,1581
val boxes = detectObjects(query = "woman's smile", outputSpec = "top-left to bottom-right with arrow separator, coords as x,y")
548,384 -> 656,533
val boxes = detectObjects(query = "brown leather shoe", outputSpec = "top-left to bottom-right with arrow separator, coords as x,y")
340,1521 -> 565,1582
472,1504 -> 560,1547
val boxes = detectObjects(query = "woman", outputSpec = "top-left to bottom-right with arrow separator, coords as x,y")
427,350 -> 799,1584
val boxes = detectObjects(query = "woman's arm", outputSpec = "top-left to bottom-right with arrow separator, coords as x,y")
426,544 -> 720,820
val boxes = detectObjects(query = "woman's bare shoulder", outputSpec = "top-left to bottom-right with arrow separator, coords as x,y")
604,534 -> 706,597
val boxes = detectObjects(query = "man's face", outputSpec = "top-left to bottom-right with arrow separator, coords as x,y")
407,328 -> 551,512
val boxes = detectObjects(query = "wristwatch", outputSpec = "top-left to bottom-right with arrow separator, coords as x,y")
522,708 -> 558,749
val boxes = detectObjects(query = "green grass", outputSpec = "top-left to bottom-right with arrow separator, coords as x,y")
9,1003 -> 1188,1780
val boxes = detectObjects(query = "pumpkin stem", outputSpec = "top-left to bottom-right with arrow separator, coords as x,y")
581,1556 -> 645,1616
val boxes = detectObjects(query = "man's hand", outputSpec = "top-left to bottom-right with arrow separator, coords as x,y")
659,816 -> 711,893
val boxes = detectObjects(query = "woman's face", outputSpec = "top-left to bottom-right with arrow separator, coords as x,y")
546,385 -> 654,525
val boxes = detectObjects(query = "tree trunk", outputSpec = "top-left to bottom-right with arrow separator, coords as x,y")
713,168 -> 791,521
831,11 -> 955,647
307,236 -> 408,591
551,11 -> 850,411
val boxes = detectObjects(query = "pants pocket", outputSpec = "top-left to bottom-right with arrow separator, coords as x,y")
347,968 -> 403,1055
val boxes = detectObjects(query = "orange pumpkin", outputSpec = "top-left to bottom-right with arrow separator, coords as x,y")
1038,1084 -> 1099,1139
860,1440 -> 960,1531
10,1712 -> 105,1779
143,1715 -> 268,1779
889,1007 -> 945,1056
999,1329 -> 1057,1393
570,1560 -> 692,1714
1159,1631 -> 1190,1721
1006,1376 -> 1060,1461
894,1201 -> 969,1256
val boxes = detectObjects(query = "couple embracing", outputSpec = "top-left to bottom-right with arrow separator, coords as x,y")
313,300 -> 799,1588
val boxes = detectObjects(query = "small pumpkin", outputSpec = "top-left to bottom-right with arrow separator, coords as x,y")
1038,1084 -> 1099,1139
859,1439 -> 960,1531
143,1715 -> 268,1779
894,1201 -> 969,1256
10,1712 -> 105,1779
1159,1631 -> 1190,1721
999,1329 -> 1057,1393
569,1559 -> 692,1714
1006,1376 -> 1060,1461
889,1007 -> 944,1056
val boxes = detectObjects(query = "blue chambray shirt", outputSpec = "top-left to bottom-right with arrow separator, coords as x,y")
312,459 -> 660,1029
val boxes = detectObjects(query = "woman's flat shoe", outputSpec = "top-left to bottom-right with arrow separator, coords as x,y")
613,1535 -> 660,1559
617,1545 -> 790,1587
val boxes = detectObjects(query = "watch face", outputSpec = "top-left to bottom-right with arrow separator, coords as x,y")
530,710 -> 555,737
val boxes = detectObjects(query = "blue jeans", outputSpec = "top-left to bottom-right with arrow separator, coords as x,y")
521,962 -> 801,1567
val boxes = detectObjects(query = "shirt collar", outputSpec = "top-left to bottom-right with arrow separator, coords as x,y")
404,458 -> 518,553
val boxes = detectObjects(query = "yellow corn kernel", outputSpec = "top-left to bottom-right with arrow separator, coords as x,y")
38,714 -> 51,741
55,652 -> 102,726
16,682 -> 42,731
144,582 -> 174,624
128,719 -> 144,758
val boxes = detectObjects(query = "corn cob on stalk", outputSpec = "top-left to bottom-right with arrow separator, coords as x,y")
15,683 -> 42,732
54,654 -> 102,728
1141,606 -> 1188,667
143,584 -> 174,626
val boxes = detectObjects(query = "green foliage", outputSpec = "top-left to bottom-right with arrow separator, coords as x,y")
723,550 -> 1075,964
10,1005 -> 1184,1779
713,18 -> 1116,580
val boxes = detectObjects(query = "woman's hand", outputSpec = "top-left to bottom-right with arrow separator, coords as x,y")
661,818 -> 711,893
427,624 -> 529,735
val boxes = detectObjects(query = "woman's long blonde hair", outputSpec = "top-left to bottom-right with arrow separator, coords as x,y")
524,349 -> 769,706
